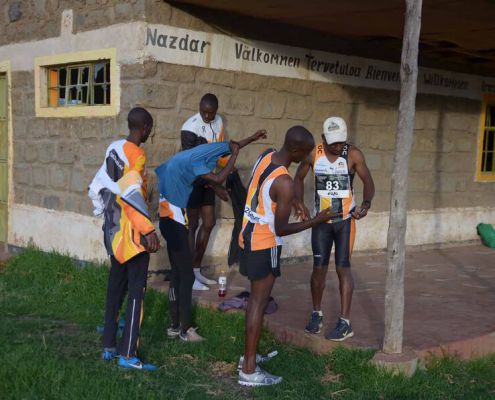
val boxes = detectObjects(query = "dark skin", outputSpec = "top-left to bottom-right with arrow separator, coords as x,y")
293,135 -> 375,319
188,100 -> 229,268
243,139 -> 336,375
126,123 -> 160,253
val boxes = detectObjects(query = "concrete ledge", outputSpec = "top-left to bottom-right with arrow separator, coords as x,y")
371,348 -> 419,377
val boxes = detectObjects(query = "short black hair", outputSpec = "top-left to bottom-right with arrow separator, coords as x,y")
128,107 -> 153,131
200,93 -> 218,109
284,125 -> 314,150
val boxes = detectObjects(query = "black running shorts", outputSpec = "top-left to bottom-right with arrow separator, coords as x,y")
187,185 -> 216,209
239,245 -> 282,281
311,218 -> 356,268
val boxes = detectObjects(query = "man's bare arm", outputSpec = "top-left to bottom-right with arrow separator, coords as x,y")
351,147 -> 375,219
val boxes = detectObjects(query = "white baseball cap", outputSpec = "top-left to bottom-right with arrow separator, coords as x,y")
323,117 -> 347,145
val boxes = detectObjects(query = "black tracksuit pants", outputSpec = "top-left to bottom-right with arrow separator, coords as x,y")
102,252 -> 149,358
159,217 -> 194,333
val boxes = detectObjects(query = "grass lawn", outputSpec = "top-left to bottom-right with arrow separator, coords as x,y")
0,249 -> 494,399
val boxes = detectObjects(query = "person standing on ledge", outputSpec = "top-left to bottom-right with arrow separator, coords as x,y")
181,93 -> 228,291
294,116 -> 375,341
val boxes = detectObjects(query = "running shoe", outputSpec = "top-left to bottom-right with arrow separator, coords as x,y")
326,318 -> 354,341
179,327 -> 205,342
304,311 -> 323,334
167,325 -> 180,339
192,279 -> 209,291
118,356 -> 157,371
194,268 -> 217,285
238,367 -> 282,387
101,348 -> 118,361
237,351 -> 278,371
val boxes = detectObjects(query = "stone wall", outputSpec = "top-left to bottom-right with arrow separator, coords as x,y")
11,61 -> 494,225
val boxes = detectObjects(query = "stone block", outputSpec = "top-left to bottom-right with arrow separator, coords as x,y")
438,154 -> 474,172
57,141 -> 78,164
8,2 -> 22,22
81,142 -> 105,167
49,165 -> 69,189
121,61 -> 158,79
14,164 -> 31,185
43,195 -> 61,210
145,0 -> 171,24
412,131 -> 437,152
269,77 -> 313,95
27,118 -> 47,138
23,93 -> 35,117
225,94 -> 255,116
315,83 -> 353,103
143,84 -> 178,109
358,104 -> 397,126
454,134 -> 475,152
414,109 -> 440,130
256,91 -> 286,119
13,118 -> 28,139
160,64 -> 196,83
38,142 -> 56,163
32,166 -> 48,187
410,154 -> 435,172
312,103 -> 357,125
365,153 -> 382,171
235,73 -> 269,91
367,126 -> 395,150
70,168 -> 89,193
120,83 -> 144,108
444,111 -> 477,132
151,110 -> 178,139
24,144 -> 38,162
13,71 -> 32,89
26,190 -> 43,207
196,69 -> 235,87
115,2 -> 132,17
284,95 -> 312,120
407,192 -> 435,211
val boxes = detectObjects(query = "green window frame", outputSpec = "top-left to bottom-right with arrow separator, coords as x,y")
47,60 -> 111,107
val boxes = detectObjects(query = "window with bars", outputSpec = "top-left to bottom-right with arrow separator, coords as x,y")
479,101 -> 495,179
47,60 -> 111,107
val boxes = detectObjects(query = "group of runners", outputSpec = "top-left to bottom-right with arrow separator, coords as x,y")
93,93 -> 375,387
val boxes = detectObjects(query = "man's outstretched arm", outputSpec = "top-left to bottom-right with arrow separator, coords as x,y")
271,175 -> 335,237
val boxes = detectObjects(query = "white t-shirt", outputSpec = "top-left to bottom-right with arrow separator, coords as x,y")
181,112 -> 224,143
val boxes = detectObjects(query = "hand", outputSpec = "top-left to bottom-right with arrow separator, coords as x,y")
292,199 -> 310,221
251,129 -> 267,142
314,207 -> 337,223
144,231 -> 160,253
229,140 -> 240,156
352,206 -> 369,220
212,185 -> 229,202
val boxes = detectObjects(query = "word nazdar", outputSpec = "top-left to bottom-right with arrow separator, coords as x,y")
146,28 -> 211,53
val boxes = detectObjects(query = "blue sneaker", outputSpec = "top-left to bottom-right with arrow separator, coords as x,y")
118,356 -> 157,371
305,312 -> 323,334
326,318 -> 354,341
102,349 -> 118,361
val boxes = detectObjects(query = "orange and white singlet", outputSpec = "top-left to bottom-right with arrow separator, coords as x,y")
239,150 -> 289,251
159,195 -> 188,226
313,143 -> 355,223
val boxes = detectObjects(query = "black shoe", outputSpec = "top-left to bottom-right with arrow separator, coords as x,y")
326,318 -> 354,341
304,311 -> 323,334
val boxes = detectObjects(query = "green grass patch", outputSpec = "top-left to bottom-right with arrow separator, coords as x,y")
0,249 -> 494,399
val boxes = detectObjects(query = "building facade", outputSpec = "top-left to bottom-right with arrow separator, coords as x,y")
0,0 -> 494,267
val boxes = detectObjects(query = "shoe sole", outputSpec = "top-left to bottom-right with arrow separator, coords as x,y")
304,323 -> 323,334
167,332 -> 180,339
238,379 -> 282,387
327,331 -> 354,342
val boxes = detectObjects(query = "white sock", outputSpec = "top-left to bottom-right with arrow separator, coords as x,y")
313,310 -> 323,316
340,317 -> 350,324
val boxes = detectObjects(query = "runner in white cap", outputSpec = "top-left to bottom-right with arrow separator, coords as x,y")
294,116 -> 375,341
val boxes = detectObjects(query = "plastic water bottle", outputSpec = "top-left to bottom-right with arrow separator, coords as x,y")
218,269 -> 227,297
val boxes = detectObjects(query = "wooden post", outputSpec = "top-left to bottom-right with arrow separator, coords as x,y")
383,0 -> 423,354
